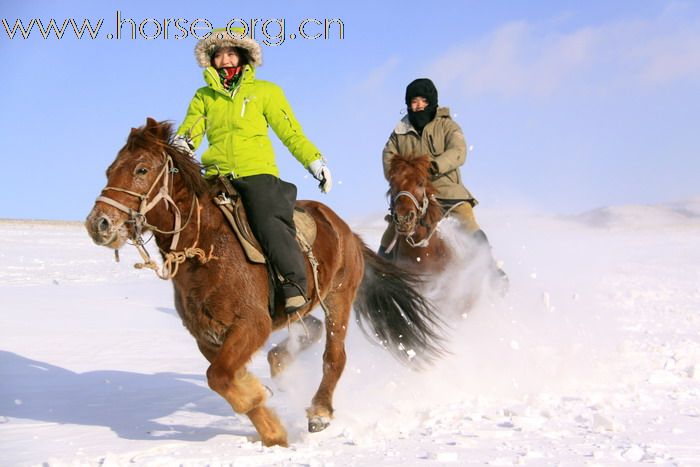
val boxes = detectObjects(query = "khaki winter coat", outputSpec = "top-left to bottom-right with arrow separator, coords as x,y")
382,107 -> 475,202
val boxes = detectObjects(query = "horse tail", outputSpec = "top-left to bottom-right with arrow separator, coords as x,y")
353,238 -> 448,369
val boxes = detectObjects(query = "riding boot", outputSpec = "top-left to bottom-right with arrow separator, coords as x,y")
282,281 -> 310,315
473,229 -> 509,295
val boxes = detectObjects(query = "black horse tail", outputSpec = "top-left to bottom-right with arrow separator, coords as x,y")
353,239 -> 448,369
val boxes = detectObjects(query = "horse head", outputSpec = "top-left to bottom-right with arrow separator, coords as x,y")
387,154 -> 441,237
85,118 -> 208,250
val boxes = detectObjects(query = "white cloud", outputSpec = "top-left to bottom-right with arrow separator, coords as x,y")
358,56 -> 401,91
636,29 -> 700,84
430,9 -> 700,98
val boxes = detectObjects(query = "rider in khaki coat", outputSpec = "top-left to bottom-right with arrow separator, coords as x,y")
379,78 -> 507,287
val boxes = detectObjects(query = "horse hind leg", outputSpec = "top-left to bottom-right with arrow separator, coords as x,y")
267,314 -> 324,378
307,291 -> 351,433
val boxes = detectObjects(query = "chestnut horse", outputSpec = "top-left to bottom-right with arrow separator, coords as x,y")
386,153 -> 454,273
85,119 -> 445,447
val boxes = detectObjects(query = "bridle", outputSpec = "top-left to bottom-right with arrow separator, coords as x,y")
392,190 -> 429,222
388,189 -> 431,250
387,189 -> 467,252
95,152 -> 214,279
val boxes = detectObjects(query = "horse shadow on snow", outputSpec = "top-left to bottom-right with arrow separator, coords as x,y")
0,350 -> 256,442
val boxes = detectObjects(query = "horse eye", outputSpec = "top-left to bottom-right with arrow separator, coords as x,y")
136,167 -> 149,175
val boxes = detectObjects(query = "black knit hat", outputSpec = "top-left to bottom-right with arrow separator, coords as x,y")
405,78 -> 438,106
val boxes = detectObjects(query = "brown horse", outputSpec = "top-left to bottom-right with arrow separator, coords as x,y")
85,118 -> 445,447
386,153 -> 453,273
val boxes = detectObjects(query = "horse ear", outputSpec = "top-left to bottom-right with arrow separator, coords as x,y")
144,117 -> 169,141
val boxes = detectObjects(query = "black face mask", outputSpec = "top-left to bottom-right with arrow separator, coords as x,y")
405,78 -> 439,133
407,104 -> 437,133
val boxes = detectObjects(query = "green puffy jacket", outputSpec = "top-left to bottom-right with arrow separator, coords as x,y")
177,65 -> 322,179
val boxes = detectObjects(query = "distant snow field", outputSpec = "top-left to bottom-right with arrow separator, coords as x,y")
1,198 -> 700,466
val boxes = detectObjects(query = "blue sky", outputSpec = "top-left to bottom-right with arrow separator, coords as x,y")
1,0 -> 699,221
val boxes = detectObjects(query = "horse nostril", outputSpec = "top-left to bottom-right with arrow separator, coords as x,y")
97,216 -> 111,233
408,211 -> 415,221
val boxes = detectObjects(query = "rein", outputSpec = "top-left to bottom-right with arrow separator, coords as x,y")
407,200 -> 466,248
96,152 -> 215,279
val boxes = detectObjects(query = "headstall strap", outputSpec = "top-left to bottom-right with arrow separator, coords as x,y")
95,152 -> 214,279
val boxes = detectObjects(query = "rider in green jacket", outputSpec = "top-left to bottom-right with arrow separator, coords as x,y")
175,27 -> 331,314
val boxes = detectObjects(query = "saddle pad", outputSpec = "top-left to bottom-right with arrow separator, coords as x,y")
214,194 -> 317,264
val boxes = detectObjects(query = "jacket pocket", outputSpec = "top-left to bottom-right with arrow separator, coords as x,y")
280,109 -> 297,133
428,134 -> 444,155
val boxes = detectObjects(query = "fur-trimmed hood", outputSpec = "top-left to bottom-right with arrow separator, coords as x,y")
194,27 -> 262,68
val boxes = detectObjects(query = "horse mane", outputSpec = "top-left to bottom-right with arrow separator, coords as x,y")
123,118 -> 210,197
388,154 -> 443,226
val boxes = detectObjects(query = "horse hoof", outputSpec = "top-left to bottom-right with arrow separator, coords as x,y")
308,416 -> 331,433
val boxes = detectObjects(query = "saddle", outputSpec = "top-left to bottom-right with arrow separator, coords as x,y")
212,176 -> 329,318
212,176 -> 317,264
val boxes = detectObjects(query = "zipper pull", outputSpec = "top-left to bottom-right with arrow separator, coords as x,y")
241,97 -> 250,117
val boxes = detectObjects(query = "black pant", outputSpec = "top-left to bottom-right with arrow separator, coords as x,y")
231,174 -> 307,298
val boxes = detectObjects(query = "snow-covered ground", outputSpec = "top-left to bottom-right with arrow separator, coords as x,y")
1,198 -> 700,466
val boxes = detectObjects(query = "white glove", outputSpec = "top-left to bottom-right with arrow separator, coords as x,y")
172,135 -> 195,158
308,159 -> 332,194
318,166 -> 332,193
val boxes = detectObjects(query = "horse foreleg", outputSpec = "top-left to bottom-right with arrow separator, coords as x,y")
234,367 -> 288,447
267,314 -> 324,378
307,293 -> 351,433
197,341 -> 217,363
206,321 -> 288,447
